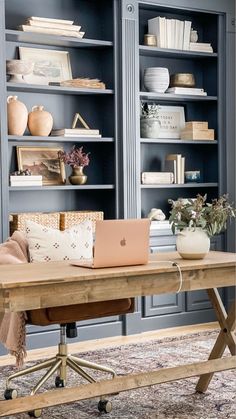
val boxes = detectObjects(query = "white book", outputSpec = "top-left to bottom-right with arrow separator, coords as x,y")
183,20 -> 191,50
27,19 -> 81,31
141,172 -> 174,184
175,19 -> 180,49
10,181 -> 43,187
166,19 -> 172,49
150,220 -> 171,230
29,16 -> 74,25
165,154 -> 182,184
10,175 -> 42,182
178,20 -> 184,50
166,87 -> 207,96
19,25 -> 85,38
171,19 -> 176,49
148,17 -> 161,48
190,42 -> 212,47
181,156 -> 185,184
52,128 -> 100,136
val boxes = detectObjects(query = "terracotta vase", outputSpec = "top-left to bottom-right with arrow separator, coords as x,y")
7,95 -> 28,136
28,105 -> 53,136
69,166 -> 87,185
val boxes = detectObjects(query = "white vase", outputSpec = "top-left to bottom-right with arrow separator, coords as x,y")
140,117 -> 161,138
176,227 -> 210,259
144,67 -> 170,93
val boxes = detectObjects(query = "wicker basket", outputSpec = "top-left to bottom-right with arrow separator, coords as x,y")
60,211 -> 104,232
9,212 -> 60,236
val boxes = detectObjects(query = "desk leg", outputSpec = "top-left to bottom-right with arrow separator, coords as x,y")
196,288 -> 236,393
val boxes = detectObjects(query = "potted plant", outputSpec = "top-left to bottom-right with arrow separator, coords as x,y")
140,102 -> 161,139
58,146 -> 90,185
169,194 -> 236,259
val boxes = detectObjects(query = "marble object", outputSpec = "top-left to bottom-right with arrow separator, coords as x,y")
6,60 -> 34,83
144,67 -> 170,93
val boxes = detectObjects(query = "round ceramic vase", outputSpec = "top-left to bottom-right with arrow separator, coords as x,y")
69,166 -> 87,185
176,227 -> 210,259
28,105 -> 53,136
7,95 -> 28,136
144,67 -> 170,93
140,117 -> 161,138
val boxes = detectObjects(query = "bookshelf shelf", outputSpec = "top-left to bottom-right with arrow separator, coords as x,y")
9,185 -> 115,191
140,138 -> 217,145
139,45 -> 218,59
140,92 -> 217,102
8,135 -> 114,144
140,183 -> 218,189
5,29 -> 113,48
6,83 -> 114,95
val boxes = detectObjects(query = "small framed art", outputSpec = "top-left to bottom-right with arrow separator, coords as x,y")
157,105 -> 185,138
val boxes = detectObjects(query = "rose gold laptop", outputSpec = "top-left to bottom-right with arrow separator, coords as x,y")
72,219 -> 150,268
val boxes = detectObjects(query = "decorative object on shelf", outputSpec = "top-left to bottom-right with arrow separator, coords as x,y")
19,47 -> 72,85
10,173 -> 43,187
157,105 -> 185,139
143,34 -> 157,46
166,87 -> 207,96
28,105 -> 53,136
142,172 -> 174,184
143,67 -> 170,93
189,42 -> 213,53
169,194 -> 236,259
190,29 -> 198,43
6,60 -> 34,84
49,78 -> 106,89
148,16 -> 192,50
140,102 -> 161,138
170,73 -> 195,88
58,146 -> 90,185
17,146 -> 66,185
148,208 -> 166,221
184,170 -> 201,183
7,95 -> 28,136
52,112 -> 101,138
19,16 -> 85,38
181,121 -> 215,140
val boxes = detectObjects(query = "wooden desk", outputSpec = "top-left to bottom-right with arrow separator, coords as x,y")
0,251 -> 235,417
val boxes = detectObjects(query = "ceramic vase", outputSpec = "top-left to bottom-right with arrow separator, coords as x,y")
140,117 -> 161,138
144,67 -> 170,93
69,166 -> 87,185
28,105 -> 53,136
7,95 -> 28,136
176,227 -> 210,259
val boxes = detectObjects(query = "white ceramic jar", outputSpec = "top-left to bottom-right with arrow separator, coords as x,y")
144,67 -> 170,93
176,227 -> 210,259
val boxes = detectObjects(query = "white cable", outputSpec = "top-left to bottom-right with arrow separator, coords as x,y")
157,260 -> 183,294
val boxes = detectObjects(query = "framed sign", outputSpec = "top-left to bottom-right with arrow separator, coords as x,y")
19,47 -> 72,85
17,146 -> 66,185
158,105 -> 185,139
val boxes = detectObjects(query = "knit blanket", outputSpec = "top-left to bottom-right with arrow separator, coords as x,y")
0,231 -> 29,367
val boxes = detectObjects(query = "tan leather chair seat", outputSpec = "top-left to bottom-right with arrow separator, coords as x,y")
27,299 -> 134,326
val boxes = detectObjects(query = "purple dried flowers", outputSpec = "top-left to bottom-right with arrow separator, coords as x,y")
58,146 -> 90,168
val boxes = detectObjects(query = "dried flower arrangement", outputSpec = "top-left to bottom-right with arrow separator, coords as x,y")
169,194 -> 236,237
58,146 -> 90,168
140,102 -> 160,119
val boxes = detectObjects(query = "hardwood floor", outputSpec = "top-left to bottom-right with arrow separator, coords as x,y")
0,322 -> 218,367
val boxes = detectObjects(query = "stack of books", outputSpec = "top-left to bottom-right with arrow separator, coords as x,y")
164,154 -> 185,184
148,16 -> 192,50
189,42 -> 213,53
166,87 -> 207,96
181,121 -> 215,140
150,220 -> 171,231
10,175 -> 43,187
49,78 -> 106,89
51,128 -> 101,138
19,16 -> 85,38
141,172 -> 174,184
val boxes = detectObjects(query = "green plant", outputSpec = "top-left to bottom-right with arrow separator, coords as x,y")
140,102 -> 160,119
168,194 -> 236,237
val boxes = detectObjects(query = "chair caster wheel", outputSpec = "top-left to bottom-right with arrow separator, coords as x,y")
4,388 -> 18,400
98,399 -> 112,413
55,376 -> 65,388
28,409 -> 42,418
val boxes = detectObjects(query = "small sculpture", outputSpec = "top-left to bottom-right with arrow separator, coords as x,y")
148,208 -> 166,221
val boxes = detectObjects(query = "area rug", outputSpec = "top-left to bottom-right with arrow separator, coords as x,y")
1,330 -> 235,419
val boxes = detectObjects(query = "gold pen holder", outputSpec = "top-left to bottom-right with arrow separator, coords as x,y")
144,34 -> 157,47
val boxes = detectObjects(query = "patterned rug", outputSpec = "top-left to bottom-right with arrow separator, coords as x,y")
1,330 -> 235,419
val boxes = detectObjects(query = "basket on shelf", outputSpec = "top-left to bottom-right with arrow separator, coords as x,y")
9,212 -> 60,236
60,211 -> 104,232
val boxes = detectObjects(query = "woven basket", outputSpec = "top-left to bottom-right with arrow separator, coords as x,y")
60,211 -> 104,232
9,212 -> 60,236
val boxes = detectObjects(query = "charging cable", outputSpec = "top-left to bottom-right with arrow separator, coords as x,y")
157,260 -> 183,294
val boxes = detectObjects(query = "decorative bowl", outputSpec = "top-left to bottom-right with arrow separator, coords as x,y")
170,73 -> 195,88
6,60 -> 34,84
184,170 -> 200,183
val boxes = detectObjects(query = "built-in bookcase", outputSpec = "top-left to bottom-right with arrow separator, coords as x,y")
138,3 -> 222,219
0,0 -> 118,241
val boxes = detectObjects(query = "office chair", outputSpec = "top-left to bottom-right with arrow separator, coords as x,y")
4,298 -> 134,417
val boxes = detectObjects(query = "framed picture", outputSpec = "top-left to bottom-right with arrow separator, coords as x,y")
17,147 -> 66,185
19,47 -> 72,85
158,105 -> 185,139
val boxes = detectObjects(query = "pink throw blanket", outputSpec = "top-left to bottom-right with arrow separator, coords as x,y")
0,231 -> 29,366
